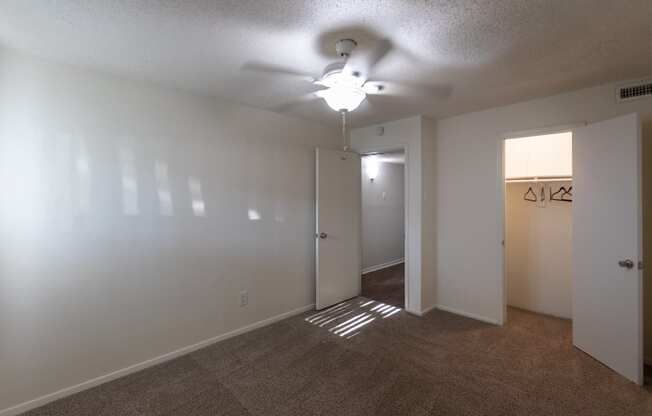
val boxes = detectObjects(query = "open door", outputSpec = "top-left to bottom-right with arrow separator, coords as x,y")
573,113 -> 643,384
316,148 -> 361,310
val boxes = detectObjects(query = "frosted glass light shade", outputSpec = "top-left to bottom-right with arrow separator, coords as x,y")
316,86 -> 366,112
365,155 -> 380,181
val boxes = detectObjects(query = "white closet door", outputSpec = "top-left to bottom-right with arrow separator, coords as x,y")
572,113 -> 642,384
315,148 -> 361,310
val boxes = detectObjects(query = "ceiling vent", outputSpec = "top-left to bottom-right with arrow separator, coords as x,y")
617,80 -> 652,102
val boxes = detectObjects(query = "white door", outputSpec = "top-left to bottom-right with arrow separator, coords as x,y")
316,148 -> 361,310
573,113 -> 643,384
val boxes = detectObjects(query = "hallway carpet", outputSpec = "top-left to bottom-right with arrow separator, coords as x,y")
23,300 -> 652,415
361,263 -> 404,308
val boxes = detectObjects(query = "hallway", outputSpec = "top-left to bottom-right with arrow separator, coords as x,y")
361,263 -> 405,308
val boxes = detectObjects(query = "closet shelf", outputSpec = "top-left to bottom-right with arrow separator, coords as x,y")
506,176 -> 572,183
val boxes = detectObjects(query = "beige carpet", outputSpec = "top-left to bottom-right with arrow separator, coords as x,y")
23,299 -> 652,415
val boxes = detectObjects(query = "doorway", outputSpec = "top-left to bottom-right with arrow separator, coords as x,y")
360,151 -> 406,308
503,131 -> 573,321
642,120 -> 652,388
499,114 -> 644,385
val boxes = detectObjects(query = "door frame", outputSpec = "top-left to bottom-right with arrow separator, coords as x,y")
497,122 -> 586,325
359,145 -> 411,312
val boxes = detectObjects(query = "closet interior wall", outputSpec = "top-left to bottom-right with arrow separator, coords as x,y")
505,181 -> 573,319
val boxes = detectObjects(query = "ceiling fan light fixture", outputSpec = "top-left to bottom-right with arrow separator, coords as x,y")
314,64 -> 367,112
316,85 -> 366,112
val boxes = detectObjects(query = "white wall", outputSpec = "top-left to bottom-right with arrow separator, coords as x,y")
0,48 -> 339,413
420,117 -> 438,312
361,157 -> 404,271
432,78 -> 652,324
505,182 -> 572,319
351,117 -> 423,314
505,132 -> 572,179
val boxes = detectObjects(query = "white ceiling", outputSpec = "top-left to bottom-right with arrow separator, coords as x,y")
1,1 -> 651,127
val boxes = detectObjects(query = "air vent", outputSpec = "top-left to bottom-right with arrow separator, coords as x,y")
617,81 -> 652,102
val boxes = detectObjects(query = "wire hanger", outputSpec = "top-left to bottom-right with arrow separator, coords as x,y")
561,186 -> 573,202
550,186 -> 567,201
549,185 -> 573,202
524,187 -> 537,202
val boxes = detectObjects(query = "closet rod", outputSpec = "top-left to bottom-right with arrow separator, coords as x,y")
506,176 -> 572,183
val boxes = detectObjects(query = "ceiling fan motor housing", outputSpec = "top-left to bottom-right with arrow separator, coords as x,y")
335,38 -> 357,57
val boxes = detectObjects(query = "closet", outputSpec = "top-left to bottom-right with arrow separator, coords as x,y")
504,132 -> 573,319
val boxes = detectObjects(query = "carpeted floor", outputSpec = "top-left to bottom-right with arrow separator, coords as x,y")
361,263 -> 404,308
23,299 -> 652,415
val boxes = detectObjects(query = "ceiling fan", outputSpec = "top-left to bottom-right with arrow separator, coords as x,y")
243,37 -> 450,114
243,37 -> 450,149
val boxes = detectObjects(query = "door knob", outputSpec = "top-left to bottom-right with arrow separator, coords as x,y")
618,259 -> 634,269
319,232 -> 327,239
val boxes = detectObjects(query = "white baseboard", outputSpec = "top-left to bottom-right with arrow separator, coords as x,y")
0,304 -> 315,416
404,304 -> 436,317
362,258 -> 404,275
506,303 -> 571,321
419,304 -> 437,316
433,304 -> 499,325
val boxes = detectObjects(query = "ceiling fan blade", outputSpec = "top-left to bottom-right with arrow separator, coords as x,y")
363,81 -> 452,100
344,38 -> 393,81
242,61 -> 316,82
270,92 -> 321,113
359,96 -> 374,112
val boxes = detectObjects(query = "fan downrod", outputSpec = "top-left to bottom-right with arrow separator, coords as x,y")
335,39 -> 357,58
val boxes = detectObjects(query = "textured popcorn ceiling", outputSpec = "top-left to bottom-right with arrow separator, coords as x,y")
1,1 -> 651,127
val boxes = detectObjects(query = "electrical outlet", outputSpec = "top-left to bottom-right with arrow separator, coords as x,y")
239,290 -> 248,307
